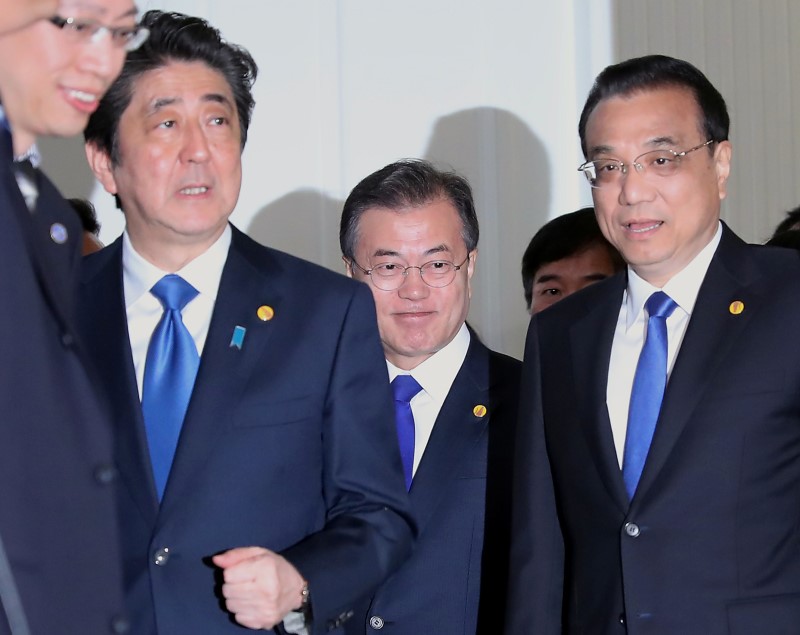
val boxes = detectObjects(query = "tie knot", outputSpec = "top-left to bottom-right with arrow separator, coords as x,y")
151,274 -> 199,312
392,375 -> 422,403
645,291 -> 678,320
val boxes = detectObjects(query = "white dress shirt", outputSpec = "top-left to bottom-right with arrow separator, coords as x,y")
387,323 -> 471,475
123,225 -> 231,399
607,222 -> 722,466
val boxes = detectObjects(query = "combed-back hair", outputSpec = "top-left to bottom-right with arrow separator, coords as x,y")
84,10 -> 257,164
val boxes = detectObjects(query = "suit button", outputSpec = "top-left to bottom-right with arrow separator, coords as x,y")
153,547 -> 170,566
369,615 -> 385,630
110,615 -> 130,633
624,522 -> 640,537
61,332 -> 74,347
93,464 -> 117,485
618,612 -> 626,625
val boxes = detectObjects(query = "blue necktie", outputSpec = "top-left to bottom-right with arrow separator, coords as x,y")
391,375 -> 422,491
142,275 -> 200,500
622,291 -> 678,500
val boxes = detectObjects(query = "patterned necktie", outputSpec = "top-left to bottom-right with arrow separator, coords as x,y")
622,291 -> 678,500
142,275 -> 200,500
391,375 -> 423,491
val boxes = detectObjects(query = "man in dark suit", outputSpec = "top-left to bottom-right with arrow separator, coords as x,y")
0,4 -> 147,633
340,159 -> 521,634
80,11 -> 414,635
507,54 -> 800,635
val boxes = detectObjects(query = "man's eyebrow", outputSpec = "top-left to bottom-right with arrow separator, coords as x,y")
583,273 -> 610,281
202,93 -> 234,108
534,273 -> 563,285
587,144 -> 614,158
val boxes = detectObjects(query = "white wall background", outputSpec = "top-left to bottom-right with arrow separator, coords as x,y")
44,0 -> 612,360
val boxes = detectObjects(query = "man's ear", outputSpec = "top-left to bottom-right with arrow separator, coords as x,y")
84,143 -> 118,196
343,256 -> 354,278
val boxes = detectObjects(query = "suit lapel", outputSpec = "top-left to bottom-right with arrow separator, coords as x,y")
82,239 -> 159,526
633,228 -> 761,503
409,338 -> 490,533
570,274 -> 630,513
159,229 -> 285,515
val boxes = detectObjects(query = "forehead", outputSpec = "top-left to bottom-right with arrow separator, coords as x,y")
585,86 -> 703,153
126,60 -> 236,113
60,0 -> 138,19
536,244 -> 616,280
357,198 -> 463,250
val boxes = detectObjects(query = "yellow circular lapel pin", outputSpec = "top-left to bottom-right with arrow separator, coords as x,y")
257,305 -> 275,321
473,405 -> 487,418
729,300 -> 744,315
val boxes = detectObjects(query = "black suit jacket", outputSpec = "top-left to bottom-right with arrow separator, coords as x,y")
347,334 -> 520,634
507,225 -> 800,635
0,159 -> 123,634
78,226 -> 415,635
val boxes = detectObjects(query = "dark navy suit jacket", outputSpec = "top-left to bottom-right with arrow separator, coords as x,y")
347,334 -> 520,635
507,225 -> 800,635
0,158 -> 123,634
78,226 -> 415,635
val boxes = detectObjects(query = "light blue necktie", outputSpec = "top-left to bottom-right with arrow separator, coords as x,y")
391,375 -> 422,491
622,291 -> 678,500
142,275 -> 200,500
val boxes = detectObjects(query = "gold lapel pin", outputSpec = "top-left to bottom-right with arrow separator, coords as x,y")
729,300 -> 744,315
473,405 -> 487,418
257,305 -> 275,321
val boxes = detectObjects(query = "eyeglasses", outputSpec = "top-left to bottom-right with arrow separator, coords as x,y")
578,140 -> 715,189
49,16 -> 150,52
350,255 -> 470,291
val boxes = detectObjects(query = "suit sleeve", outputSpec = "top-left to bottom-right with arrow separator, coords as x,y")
281,282 -> 415,634
505,317 -> 564,634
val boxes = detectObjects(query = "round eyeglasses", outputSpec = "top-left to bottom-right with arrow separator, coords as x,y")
350,255 -> 470,291
578,140 -> 715,189
49,16 -> 150,52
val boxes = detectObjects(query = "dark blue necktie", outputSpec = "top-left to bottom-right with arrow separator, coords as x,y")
622,291 -> 678,500
391,375 -> 422,491
142,275 -> 200,500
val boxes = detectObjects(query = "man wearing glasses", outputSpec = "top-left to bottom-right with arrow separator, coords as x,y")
507,54 -> 800,634
341,159 -> 520,634
0,2 -> 147,634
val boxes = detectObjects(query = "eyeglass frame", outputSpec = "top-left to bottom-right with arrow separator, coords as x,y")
48,15 -> 150,52
348,254 -> 471,291
577,139 -> 716,189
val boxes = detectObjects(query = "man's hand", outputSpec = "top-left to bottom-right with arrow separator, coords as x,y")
212,547 -> 307,630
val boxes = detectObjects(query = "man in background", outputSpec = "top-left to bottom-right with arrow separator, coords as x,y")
521,207 -> 623,314
341,159 -> 520,634
81,11 -> 414,634
0,2 -> 146,632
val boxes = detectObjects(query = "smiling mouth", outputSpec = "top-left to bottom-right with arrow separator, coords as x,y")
179,186 -> 209,195
626,221 -> 663,233
68,89 -> 99,104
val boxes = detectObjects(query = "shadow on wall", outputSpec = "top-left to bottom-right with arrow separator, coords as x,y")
37,134 -> 97,198
248,188 -> 345,274
246,107 -> 549,359
423,107 -> 550,358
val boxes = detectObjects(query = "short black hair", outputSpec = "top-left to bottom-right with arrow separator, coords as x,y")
521,207 -> 624,309
578,54 -> 729,157
84,10 -> 258,165
766,230 -> 800,251
67,198 -> 101,236
770,205 -> 800,238
340,159 -> 478,260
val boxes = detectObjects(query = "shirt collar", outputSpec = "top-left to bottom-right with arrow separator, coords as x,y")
625,221 -> 722,329
386,322 -> 471,402
122,224 -> 232,309
0,105 -> 40,167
